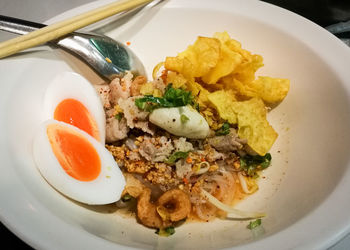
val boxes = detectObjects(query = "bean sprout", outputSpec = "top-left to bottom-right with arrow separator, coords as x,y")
193,161 -> 210,175
200,188 -> 265,219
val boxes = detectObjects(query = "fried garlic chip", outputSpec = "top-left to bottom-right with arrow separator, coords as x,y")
200,107 -> 221,130
140,82 -> 155,95
161,31 -> 288,155
214,31 -> 264,83
232,98 -> 278,156
164,56 -> 193,79
220,75 -> 290,104
221,76 -> 258,99
214,31 -> 243,52
166,72 -> 188,89
187,79 -> 211,106
232,54 -> 264,84
165,37 -> 221,78
207,90 -> 238,124
208,93 -> 277,155
164,31 -> 289,105
202,43 -> 242,84
250,76 -> 290,104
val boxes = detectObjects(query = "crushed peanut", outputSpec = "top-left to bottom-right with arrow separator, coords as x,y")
209,164 -> 219,172
233,161 -> 240,170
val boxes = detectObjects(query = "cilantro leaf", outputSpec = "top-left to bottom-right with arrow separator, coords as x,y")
247,219 -> 262,230
121,193 -> 134,202
215,122 -> 230,136
134,95 -> 173,112
240,153 -> 272,178
114,113 -> 123,120
135,84 -> 194,112
155,226 -> 175,236
165,151 -> 189,164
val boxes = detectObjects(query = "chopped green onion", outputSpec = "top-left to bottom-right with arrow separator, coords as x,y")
114,113 -> 123,120
240,153 -> 272,178
165,151 -> 189,164
134,95 -> 170,112
165,226 -> 175,235
215,122 -> 230,136
155,226 -> 175,237
135,84 -> 195,112
247,219 -> 262,229
180,114 -> 189,123
121,193 -> 133,202
163,84 -> 194,107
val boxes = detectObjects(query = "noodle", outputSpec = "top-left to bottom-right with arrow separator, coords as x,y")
238,172 -> 258,194
238,172 -> 251,194
194,202 -> 217,221
200,189 -> 265,219
104,61 -> 276,230
193,162 -> 210,175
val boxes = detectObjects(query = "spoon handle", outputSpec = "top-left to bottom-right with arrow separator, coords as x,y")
0,14 -> 131,79
0,14 -> 146,80
0,15 -> 44,35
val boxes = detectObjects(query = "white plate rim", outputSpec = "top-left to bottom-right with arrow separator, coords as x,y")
1,0 -> 350,249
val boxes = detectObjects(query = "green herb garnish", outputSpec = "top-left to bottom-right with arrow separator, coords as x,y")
195,102 -> 200,112
134,95 -> 171,112
180,114 -> 189,123
121,193 -> 133,202
155,226 -> 175,237
162,84 -> 194,107
135,84 -> 194,112
215,122 -> 230,136
165,151 -> 189,164
240,153 -> 272,178
247,219 -> 262,230
114,113 -> 123,120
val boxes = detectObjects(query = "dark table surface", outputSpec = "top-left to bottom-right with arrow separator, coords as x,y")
1,0 -> 349,249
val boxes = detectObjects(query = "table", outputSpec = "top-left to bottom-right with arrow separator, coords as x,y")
0,0 -> 349,249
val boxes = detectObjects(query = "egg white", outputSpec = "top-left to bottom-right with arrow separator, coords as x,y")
32,119 -> 125,205
43,72 -> 106,144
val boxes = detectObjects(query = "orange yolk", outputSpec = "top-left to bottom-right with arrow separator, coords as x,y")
47,124 -> 101,182
54,99 -> 100,141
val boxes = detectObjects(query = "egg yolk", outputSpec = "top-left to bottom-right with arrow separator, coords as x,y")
54,99 -> 100,141
47,124 -> 101,182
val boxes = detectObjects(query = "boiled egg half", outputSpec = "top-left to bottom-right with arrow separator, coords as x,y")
32,120 -> 125,205
43,72 -> 106,143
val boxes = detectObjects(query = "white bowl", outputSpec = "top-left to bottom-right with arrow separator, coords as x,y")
1,0 -> 350,249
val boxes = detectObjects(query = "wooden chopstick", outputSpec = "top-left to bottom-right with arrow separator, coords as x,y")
0,0 -> 153,59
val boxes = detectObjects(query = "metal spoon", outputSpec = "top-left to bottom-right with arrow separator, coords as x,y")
0,15 -> 145,80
